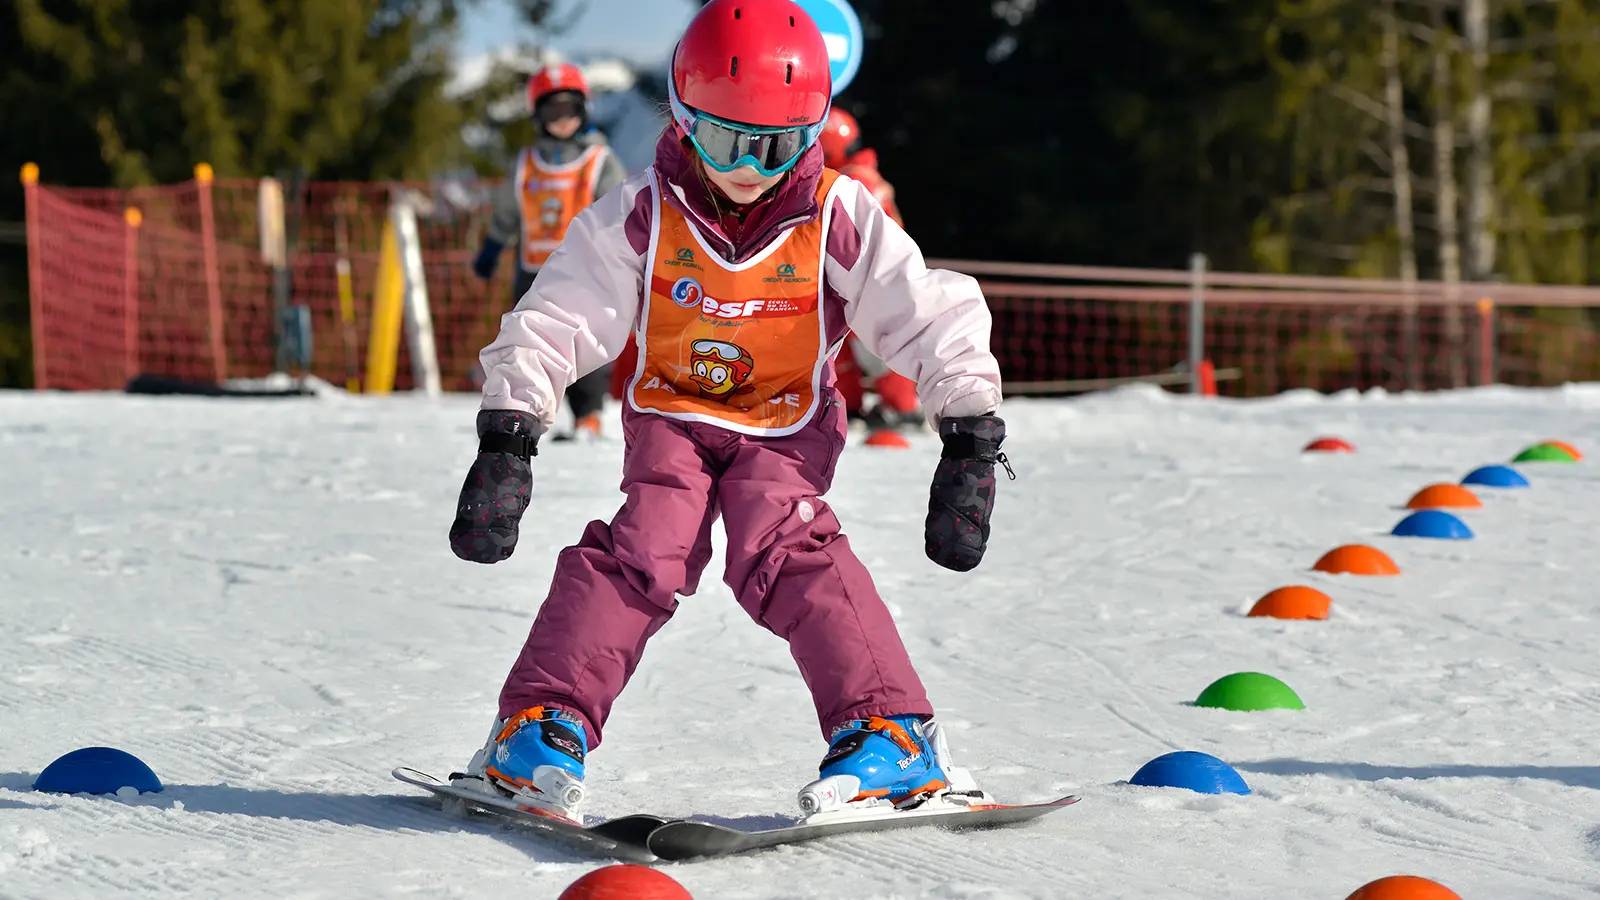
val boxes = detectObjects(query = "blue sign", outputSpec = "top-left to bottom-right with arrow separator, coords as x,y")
793,0 -> 864,96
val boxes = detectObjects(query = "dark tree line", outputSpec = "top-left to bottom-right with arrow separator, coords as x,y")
5,0 -> 1599,387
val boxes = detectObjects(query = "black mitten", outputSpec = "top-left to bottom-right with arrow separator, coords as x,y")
925,414 -> 1012,572
449,410 -> 539,563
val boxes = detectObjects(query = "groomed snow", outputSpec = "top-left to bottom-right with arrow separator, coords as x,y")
3,384 -> 1599,898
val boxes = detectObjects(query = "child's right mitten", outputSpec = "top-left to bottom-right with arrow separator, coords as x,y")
924,413 -> 1011,572
449,409 -> 537,563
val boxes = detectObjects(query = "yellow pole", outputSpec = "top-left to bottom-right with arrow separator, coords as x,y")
363,217 -> 405,394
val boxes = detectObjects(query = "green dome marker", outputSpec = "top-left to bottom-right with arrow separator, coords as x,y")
1194,672 -> 1304,711
1513,443 -> 1577,463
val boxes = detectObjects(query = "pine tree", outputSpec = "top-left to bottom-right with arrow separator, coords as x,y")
8,0 -> 472,185
0,0 -> 503,386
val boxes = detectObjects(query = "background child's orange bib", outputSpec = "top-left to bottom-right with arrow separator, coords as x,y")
517,144 -> 608,271
628,169 -> 842,436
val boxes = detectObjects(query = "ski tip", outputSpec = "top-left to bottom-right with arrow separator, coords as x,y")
1038,795 -> 1082,809
968,794 -> 1081,811
393,766 -> 453,791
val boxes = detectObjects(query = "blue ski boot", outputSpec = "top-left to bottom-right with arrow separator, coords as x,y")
797,714 -> 978,815
456,706 -> 587,820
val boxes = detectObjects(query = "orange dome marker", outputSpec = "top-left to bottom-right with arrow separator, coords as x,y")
1312,544 -> 1400,576
1404,483 -> 1482,510
864,429 -> 911,448
1303,436 -> 1356,453
1343,874 -> 1462,900
1248,585 -> 1332,620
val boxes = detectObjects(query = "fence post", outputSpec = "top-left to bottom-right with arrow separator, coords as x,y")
258,177 -> 289,374
1189,252 -> 1207,394
333,196 -> 361,393
124,207 -> 142,382
21,162 -> 44,390
391,190 -> 443,397
1476,297 -> 1495,386
194,163 -> 228,383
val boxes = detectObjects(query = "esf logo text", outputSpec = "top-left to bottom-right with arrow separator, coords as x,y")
671,277 -> 772,319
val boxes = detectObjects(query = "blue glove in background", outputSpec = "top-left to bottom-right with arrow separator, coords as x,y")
472,238 -> 504,280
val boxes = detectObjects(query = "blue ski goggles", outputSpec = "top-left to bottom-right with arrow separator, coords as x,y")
668,78 -> 826,178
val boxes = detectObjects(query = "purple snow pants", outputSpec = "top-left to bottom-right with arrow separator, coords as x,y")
497,390 -> 933,748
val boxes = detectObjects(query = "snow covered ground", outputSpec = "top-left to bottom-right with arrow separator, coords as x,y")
3,384 -> 1599,898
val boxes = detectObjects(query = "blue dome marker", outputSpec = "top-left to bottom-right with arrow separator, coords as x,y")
1391,509 -> 1474,539
33,747 -> 163,795
1129,750 -> 1250,795
1461,465 -> 1529,488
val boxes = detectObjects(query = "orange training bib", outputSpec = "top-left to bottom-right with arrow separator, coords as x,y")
627,169 -> 843,436
517,144 -> 608,270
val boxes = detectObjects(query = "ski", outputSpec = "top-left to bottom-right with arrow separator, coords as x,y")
645,792 -> 1081,861
392,767 -> 668,863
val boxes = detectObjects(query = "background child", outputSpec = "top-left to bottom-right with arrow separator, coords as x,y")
820,107 -> 904,226
472,63 -> 628,440
820,106 -> 923,431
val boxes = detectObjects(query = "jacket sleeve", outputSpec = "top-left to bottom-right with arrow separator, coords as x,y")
477,172 -> 649,432
824,176 -> 1002,425
486,151 -> 524,247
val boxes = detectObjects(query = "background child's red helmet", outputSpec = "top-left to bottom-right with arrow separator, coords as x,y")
820,107 -> 862,168
671,0 -> 832,128
526,63 -> 590,111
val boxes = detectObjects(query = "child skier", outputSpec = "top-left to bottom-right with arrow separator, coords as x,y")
472,62 -> 628,440
819,107 -> 903,226
448,0 -> 1010,821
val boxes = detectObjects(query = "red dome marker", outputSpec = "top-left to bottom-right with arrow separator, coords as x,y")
864,429 -> 911,448
559,864 -> 693,900
1303,436 -> 1356,453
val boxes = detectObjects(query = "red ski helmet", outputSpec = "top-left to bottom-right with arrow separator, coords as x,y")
820,107 -> 862,168
526,63 -> 590,110
670,0 -> 832,129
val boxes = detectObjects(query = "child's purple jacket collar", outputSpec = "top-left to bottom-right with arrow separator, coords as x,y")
652,130 -> 826,265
